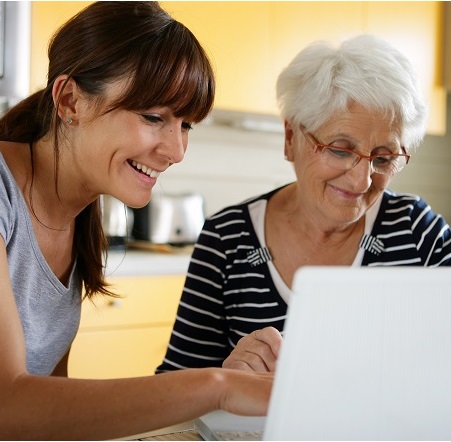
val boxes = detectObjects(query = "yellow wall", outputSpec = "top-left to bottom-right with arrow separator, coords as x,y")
30,1 -> 92,92
162,2 -> 364,113
164,1 -> 445,134
30,1 -> 446,134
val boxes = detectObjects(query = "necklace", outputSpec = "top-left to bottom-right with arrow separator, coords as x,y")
27,141 -> 69,232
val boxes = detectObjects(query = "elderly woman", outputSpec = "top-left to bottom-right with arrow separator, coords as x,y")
156,34 -> 451,374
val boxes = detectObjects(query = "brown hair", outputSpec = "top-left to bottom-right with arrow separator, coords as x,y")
0,1 -> 215,298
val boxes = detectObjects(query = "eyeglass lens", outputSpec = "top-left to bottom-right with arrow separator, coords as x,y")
321,147 -> 407,175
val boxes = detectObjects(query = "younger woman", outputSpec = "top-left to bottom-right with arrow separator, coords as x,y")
0,2 -> 272,439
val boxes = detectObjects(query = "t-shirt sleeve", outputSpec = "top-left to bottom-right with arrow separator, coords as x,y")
0,174 -> 15,245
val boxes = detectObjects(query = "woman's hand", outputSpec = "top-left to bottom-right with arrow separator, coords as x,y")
222,327 -> 283,372
215,368 -> 274,416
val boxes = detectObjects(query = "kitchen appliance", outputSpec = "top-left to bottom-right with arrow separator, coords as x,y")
0,2 -> 31,111
101,195 -> 133,248
132,193 -> 205,246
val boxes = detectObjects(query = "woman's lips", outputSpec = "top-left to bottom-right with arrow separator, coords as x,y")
329,184 -> 365,199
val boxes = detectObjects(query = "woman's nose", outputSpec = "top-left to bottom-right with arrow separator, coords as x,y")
161,125 -> 186,164
348,157 -> 373,190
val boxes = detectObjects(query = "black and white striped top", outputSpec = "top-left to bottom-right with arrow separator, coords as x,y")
156,187 -> 451,372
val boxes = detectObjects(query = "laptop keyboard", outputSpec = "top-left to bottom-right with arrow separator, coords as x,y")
215,430 -> 263,441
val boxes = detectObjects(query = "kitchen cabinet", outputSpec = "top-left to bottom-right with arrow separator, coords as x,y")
68,274 -> 185,379
162,1 -> 363,113
363,1 -> 446,136
163,1 -> 445,135
30,2 -> 445,133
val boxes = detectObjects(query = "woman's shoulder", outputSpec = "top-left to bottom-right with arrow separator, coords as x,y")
381,189 -> 429,212
0,151 -> 18,197
379,189 -> 448,229
200,188 -> 280,243
0,142 -> 30,190
208,184 -> 291,221
367,190 -> 451,266
0,150 -> 23,244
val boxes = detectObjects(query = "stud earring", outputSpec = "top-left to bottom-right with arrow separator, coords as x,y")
66,117 -> 73,124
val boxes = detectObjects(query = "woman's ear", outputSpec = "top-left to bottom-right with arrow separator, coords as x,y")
284,120 -> 295,162
52,75 -> 80,124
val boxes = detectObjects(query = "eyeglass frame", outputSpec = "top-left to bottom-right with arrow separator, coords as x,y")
299,126 -> 411,175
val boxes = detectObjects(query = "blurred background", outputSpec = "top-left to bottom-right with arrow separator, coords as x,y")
2,1 -> 451,223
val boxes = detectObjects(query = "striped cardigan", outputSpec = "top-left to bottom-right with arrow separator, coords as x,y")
156,187 -> 451,372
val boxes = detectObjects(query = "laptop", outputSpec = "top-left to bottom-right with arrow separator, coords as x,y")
195,266 -> 451,441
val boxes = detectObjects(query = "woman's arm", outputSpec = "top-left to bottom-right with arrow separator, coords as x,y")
0,239 -> 273,440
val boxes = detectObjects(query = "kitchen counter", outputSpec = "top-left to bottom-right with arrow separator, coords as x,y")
104,247 -> 192,277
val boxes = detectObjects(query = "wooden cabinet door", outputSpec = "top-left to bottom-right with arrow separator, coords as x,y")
78,276 -> 185,329
69,326 -> 173,379
164,1 -> 445,133
68,275 -> 185,379
364,1 -> 446,135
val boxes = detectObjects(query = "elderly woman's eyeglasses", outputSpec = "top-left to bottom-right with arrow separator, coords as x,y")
300,127 -> 410,176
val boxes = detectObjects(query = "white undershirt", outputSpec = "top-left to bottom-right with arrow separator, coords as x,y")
248,195 -> 382,305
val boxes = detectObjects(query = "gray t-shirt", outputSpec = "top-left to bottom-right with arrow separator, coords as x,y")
0,153 -> 81,375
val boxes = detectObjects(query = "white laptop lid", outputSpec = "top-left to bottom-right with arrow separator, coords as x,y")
264,266 -> 451,441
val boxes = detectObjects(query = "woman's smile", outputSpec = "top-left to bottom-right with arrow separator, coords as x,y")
328,183 -> 366,201
126,159 -> 161,188
128,159 -> 161,178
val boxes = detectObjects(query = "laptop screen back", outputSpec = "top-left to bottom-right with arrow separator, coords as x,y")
264,266 -> 451,441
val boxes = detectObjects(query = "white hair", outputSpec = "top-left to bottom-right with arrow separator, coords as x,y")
276,34 -> 428,150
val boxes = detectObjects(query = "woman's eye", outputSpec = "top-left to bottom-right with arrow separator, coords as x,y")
373,156 -> 392,166
182,122 -> 193,131
326,147 -> 353,159
142,114 -> 163,124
